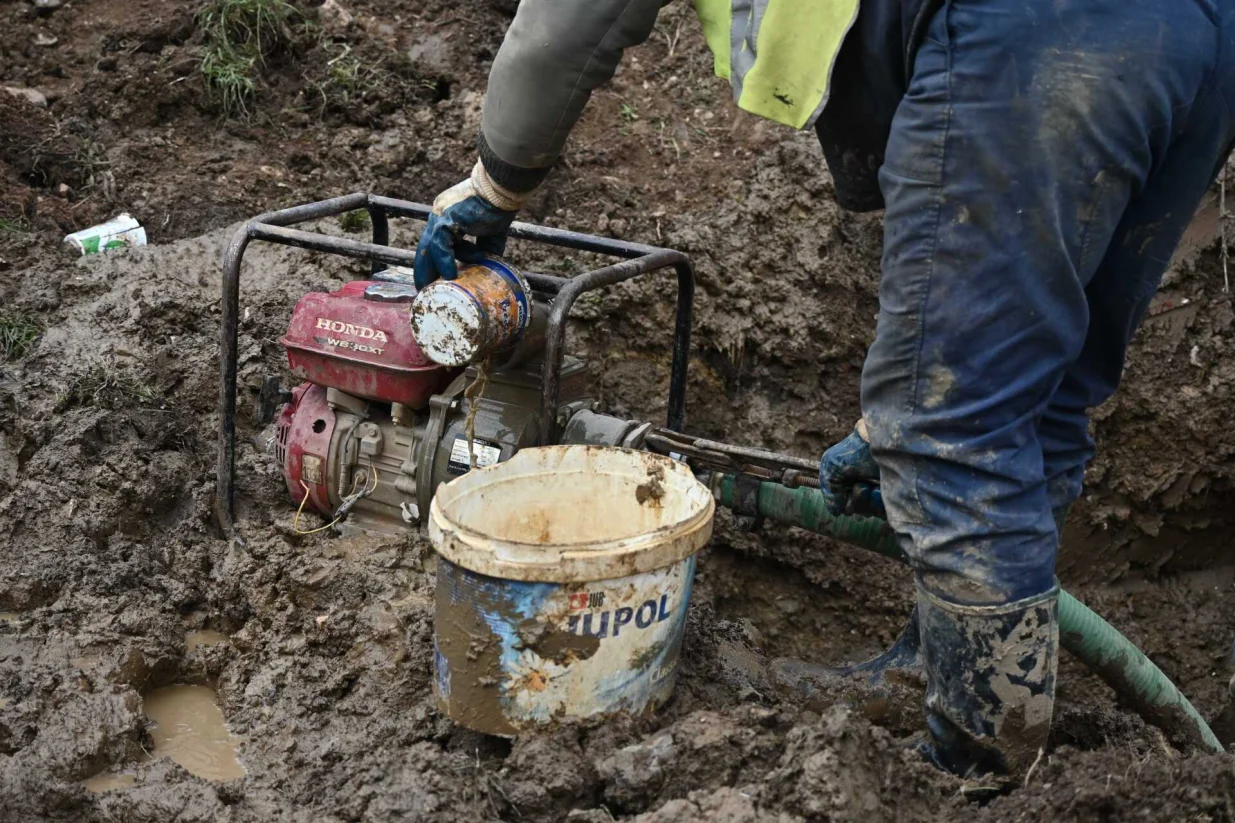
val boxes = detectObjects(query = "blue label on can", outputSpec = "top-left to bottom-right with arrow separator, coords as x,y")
435,553 -> 696,731
434,637 -> 451,699
478,257 -> 529,331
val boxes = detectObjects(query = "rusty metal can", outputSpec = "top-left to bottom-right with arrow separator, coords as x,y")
410,258 -> 532,367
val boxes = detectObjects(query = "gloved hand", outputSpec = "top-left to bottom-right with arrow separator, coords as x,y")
413,160 -> 531,289
819,418 -> 885,518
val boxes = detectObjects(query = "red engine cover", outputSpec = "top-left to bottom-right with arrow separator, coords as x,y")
280,281 -> 453,408
278,383 -> 335,514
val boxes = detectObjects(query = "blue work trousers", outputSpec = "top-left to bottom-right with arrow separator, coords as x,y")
864,0 -> 1235,605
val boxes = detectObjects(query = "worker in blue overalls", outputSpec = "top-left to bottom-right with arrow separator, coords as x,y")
413,0 -> 1235,781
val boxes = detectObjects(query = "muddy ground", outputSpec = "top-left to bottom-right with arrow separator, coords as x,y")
2,0 -> 1235,820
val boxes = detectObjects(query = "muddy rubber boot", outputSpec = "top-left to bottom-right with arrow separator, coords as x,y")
772,607 -> 923,700
916,584 -> 1059,781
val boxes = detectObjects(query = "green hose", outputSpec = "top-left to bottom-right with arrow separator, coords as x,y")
1057,591 -> 1223,752
717,475 -> 1226,754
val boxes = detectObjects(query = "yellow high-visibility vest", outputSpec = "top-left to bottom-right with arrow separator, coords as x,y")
693,0 -> 860,129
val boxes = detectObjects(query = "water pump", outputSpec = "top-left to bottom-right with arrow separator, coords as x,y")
215,194 -> 696,536
268,267 -> 654,535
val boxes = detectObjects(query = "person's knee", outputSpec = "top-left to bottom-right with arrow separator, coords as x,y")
864,413 -> 1059,606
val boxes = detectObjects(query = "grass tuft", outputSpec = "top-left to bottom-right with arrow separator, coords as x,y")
200,46 -> 259,117
310,42 -> 387,114
0,314 -> 42,362
338,209 -> 370,233
547,257 -> 581,275
326,44 -> 367,96
56,361 -> 159,411
197,0 -> 297,117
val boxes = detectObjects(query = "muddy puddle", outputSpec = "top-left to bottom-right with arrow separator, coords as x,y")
82,771 -> 138,793
185,629 -> 229,652
142,685 -> 245,782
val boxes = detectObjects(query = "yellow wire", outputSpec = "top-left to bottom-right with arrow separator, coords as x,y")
293,481 -> 339,535
292,465 -> 377,536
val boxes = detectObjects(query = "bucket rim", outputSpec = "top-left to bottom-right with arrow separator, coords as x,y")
428,446 -> 715,582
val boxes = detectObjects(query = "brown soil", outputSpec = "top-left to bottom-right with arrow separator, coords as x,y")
2,0 -> 1234,820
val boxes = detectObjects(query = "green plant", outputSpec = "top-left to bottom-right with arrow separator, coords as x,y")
56,361 -> 159,411
620,102 -> 639,123
547,257 -> 581,275
0,314 -> 42,361
310,42 -> 386,113
200,46 -> 258,116
327,44 -> 377,95
0,218 -> 29,235
200,0 -> 295,56
338,209 -> 370,233
197,0 -> 296,117
328,45 -> 362,87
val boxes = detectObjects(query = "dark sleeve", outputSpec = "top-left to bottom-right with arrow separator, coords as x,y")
479,0 -> 670,192
814,0 -> 942,212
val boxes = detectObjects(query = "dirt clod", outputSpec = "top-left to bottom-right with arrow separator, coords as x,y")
636,464 -> 666,505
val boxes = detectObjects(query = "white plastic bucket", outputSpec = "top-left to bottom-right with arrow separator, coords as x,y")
429,446 -> 715,735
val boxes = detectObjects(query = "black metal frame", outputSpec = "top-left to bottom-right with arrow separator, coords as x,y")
215,193 -> 695,532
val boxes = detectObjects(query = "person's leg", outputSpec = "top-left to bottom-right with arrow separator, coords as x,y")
864,0 -> 1224,777
1040,143 -> 1235,519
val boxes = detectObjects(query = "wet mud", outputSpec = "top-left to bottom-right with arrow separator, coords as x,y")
3,0 -> 1235,820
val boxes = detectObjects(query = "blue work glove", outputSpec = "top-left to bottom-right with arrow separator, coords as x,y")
414,160 -> 528,289
819,418 -> 886,518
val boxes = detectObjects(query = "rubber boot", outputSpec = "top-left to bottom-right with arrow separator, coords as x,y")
772,608 -> 925,730
772,503 -> 1068,704
916,583 -> 1059,781
773,607 -> 922,698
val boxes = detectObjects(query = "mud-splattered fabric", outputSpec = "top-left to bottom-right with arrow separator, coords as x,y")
862,0 -> 1235,605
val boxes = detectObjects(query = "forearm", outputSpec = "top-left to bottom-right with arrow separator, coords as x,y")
479,0 -> 668,192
